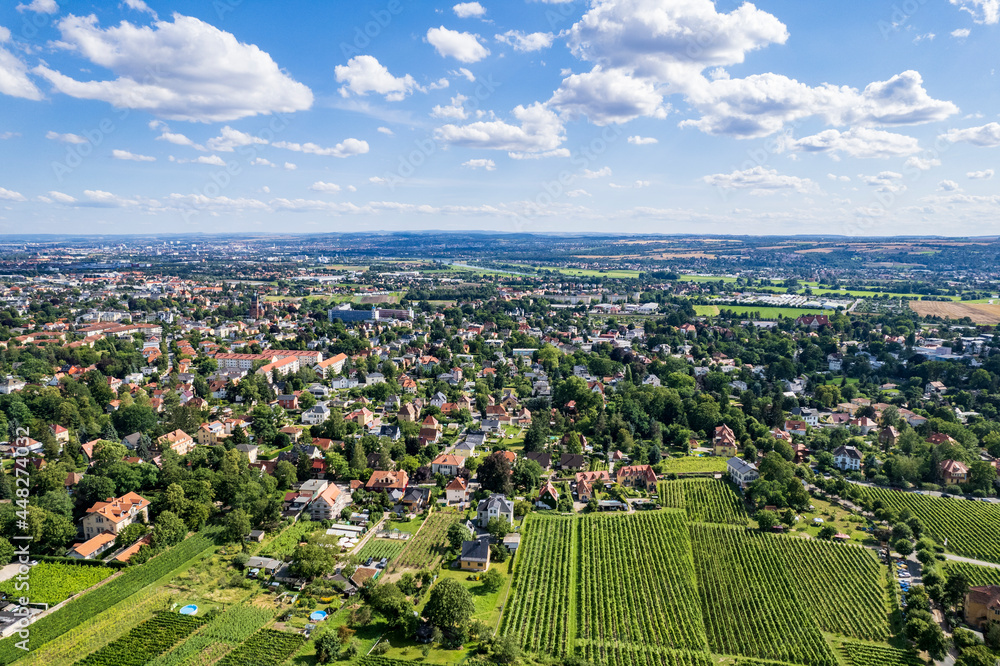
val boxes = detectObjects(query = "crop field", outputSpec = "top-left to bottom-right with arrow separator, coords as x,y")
356,537 -> 408,562
499,515 -> 576,656
838,641 -> 925,666
578,512 -> 707,650
216,628 -> 304,666
576,643 -> 714,666
75,613 -> 207,666
859,487 -> 1000,563
659,454 -> 728,474
689,524 -> 839,666
393,513 -> 461,570
944,561 -> 1000,587
775,538 -> 889,640
909,300 -> 1000,324
694,305 -> 833,319
0,563 -> 115,605
657,479 -> 748,525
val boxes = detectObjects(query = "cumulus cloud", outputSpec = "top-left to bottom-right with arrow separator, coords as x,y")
0,44 -> 43,100
495,30 -> 555,52
47,190 -> 76,203
335,56 -> 421,101
283,162 -> 297,170
434,102 -> 565,154
462,158 -> 495,170
583,167 -> 612,178
377,126 -> 394,136
122,0 -> 157,17
112,149 -> 155,161
940,122 -> 1000,146
938,179 -> 961,191
16,0 -> 57,13
426,27 -> 490,63
950,0 -> 999,24
0,187 -> 26,201
46,130 -> 88,144
150,121 -> 205,150
549,66 -> 669,125
951,28 -> 972,37
703,166 -> 819,194
904,156 -> 941,170
206,126 -> 268,152
431,94 -> 469,120
610,180 -> 650,189
627,135 -> 658,145
861,171 -> 906,193
309,181 -> 341,193
36,13 -> 313,122
453,2 -> 486,18
826,174 -> 851,182
967,168 -> 994,179
790,127 -> 921,159
566,189 -> 590,197
272,138 -> 369,158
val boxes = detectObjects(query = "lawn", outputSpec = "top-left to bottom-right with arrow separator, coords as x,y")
695,304 -> 835,318
659,454 -> 728,474
750,494 -> 877,547
680,274 -> 738,283
0,562 -> 116,606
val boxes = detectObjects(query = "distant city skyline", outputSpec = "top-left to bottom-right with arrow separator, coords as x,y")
0,0 -> 998,235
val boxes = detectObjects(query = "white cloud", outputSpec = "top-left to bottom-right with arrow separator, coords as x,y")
583,167 -> 612,178
703,166 -> 819,194
507,148 -> 570,159
938,179 -> 961,191
434,102 -> 565,154
369,176 -> 389,185
453,2 -> 486,18
0,132 -> 19,140
549,66 -> 669,125
789,127 -> 921,159
462,158 -> 495,170
283,162 -> 297,170
861,171 -> 906,193
566,189 -> 590,197
826,174 -> 851,182
453,67 -> 476,82
967,168 -> 994,179
377,126 -> 394,136
272,138 -> 369,158
309,181 -> 342,193
913,32 -> 935,43
47,190 -> 76,203
627,135 -> 658,145
207,126 -> 269,152
194,155 -> 226,166
950,0 -> 999,24
951,28 -> 972,38
122,0 -> 157,17
37,13 -> 313,122
335,55 -> 421,101
426,27 -> 490,63
16,0 -> 57,13
0,46 -> 43,100
940,122 -> 1000,147
46,130 -> 88,144
431,94 -> 469,120
0,187 -> 26,201
495,30 -> 554,52
112,149 -> 155,161
904,156 -> 941,171
149,120 -> 205,150
250,157 -> 274,167
610,180 -> 650,189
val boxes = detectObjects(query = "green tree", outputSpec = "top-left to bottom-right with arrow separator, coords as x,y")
511,457 -> 542,491
447,522 -> 472,551
151,510 -> 187,548
481,568 -> 504,592
224,508 -> 252,543
477,451 -> 513,495
756,510 -> 779,531
424,578 -> 475,629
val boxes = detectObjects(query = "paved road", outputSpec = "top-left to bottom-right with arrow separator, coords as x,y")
941,553 -> 1000,569
845,479 -> 1000,504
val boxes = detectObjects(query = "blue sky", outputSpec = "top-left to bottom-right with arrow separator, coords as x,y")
0,0 -> 998,236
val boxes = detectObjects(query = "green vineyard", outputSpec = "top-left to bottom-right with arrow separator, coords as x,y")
657,478 -> 749,525
838,640 -> 926,666
216,628 -> 305,666
944,561 -> 1000,587
394,513 -> 460,569
859,487 -> 1000,563
356,538 -> 408,562
75,613 -> 206,666
577,642 -> 714,666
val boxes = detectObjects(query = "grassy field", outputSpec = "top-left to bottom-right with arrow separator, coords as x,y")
660,454 -> 729,474
694,305 -> 833,318
680,274 -> 738,283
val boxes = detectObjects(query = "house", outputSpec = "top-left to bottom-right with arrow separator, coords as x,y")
308,483 -> 342,521
301,404 -> 331,426
277,394 -> 299,410
833,445 -> 863,471
927,432 -> 958,446
66,532 -> 117,560
925,381 -> 947,397
477,493 -> 514,528
459,537 -> 491,572
524,451 -> 551,470
365,470 -> 409,493
157,429 -> 194,456
964,586 -> 1000,630
940,459 -> 969,485
400,486 -> 430,513
445,477 -> 468,505
397,403 -> 419,422
796,314 -> 829,329
577,478 -> 595,502
727,457 -> 759,488
298,479 -> 330,499
431,454 -> 464,477
246,529 -> 266,543
850,417 -> 878,436
713,424 -> 738,457
559,453 -> 587,471
50,424 -> 69,444
537,481 -> 559,509
615,465 -> 657,491
784,420 -> 808,437
245,556 -> 283,576
794,408 -> 819,427
80,491 -> 150,539
879,426 -> 899,448
236,443 -> 259,464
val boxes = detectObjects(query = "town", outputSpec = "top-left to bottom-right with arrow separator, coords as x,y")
0,233 -> 995,666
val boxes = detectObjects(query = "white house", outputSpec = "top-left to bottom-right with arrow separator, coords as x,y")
727,457 -> 759,489
833,445 -> 863,471
477,493 -> 514,528
301,404 -> 331,426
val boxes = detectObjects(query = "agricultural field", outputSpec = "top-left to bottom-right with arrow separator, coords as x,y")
216,628 -> 305,666
146,604 -> 275,666
657,479 -> 749,525
838,641 -> 926,666
694,305 -> 833,319
578,512 -> 707,650
75,612 -> 206,666
576,643 -> 715,666
0,563 -> 115,605
393,512 -> 461,570
944,561 -> 1000,587
689,524 -> 839,666
659,454 -> 728,474
500,515 -> 576,656
859,487 -> 1000,563
356,537 -> 408,562
909,300 -> 1000,324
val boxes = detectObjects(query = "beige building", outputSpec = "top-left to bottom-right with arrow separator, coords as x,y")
81,492 -> 150,539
